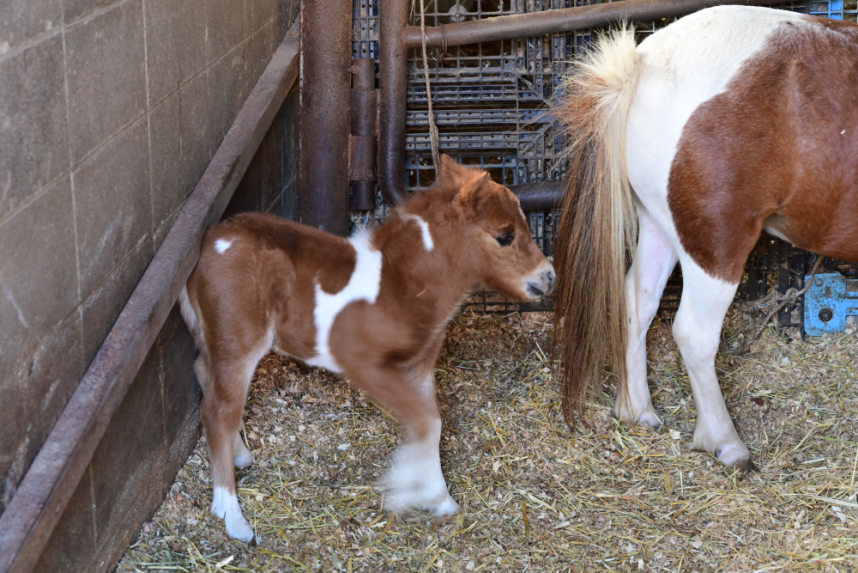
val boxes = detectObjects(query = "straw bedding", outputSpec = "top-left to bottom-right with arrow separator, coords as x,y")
118,305 -> 858,572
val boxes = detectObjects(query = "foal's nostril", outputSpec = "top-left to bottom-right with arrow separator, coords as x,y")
542,269 -> 556,294
527,283 -> 545,298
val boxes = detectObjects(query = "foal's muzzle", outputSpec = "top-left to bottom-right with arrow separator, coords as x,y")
526,267 -> 556,299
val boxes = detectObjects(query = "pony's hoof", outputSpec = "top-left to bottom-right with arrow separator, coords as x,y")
384,490 -> 459,517
429,494 -> 460,517
715,444 -> 756,473
636,410 -> 662,429
615,405 -> 661,429
686,437 -> 753,472
212,487 -> 254,542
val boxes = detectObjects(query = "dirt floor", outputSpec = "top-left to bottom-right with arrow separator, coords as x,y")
117,306 -> 858,572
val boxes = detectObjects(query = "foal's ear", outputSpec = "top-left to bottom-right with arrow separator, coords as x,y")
439,154 -> 466,177
456,171 -> 491,203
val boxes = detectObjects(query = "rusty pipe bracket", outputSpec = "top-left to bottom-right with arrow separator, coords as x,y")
349,58 -> 378,211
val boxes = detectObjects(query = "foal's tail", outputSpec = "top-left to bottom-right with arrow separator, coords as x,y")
553,25 -> 639,427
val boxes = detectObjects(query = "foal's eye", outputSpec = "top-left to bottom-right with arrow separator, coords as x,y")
496,232 -> 515,247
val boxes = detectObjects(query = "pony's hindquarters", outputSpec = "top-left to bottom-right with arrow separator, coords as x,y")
553,25 -> 639,425
620,6 -> 814,469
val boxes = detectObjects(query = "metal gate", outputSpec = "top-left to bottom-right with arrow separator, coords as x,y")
351,0 -> 858,326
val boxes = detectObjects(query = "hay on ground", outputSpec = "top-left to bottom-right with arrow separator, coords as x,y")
118,306 -> 858,572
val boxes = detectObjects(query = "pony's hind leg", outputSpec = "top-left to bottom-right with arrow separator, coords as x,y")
672,261 -> 752,470
617,208 -> 678,427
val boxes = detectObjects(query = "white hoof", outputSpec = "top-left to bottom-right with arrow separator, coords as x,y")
233,433 -> 254,468
384,488 -> 460,516
686,429 -> 754,472
224,512 -> 254,542
381,440 -> 459,517
616,402 -> 661,429
234,445 -> 254,468
636,409 -> 662,428
212,487 -> 254,542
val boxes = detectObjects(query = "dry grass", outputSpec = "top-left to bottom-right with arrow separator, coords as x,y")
117,307 -> 858,572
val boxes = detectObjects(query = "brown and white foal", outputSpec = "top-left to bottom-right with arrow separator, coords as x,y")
180,155 -> 555,540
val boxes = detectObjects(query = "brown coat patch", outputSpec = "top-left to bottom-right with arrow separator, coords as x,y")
669,16 -> 858,282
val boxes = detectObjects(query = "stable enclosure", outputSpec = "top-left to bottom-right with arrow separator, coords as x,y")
2,0 -> 858,571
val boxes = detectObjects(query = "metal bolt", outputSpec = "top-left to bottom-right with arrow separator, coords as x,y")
815,278 -> 824,287
819,308 -> 834,323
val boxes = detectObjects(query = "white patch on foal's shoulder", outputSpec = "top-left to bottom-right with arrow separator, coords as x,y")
214,238 -> 233,254
401,213 -> 434,252
306,229 -> 382,373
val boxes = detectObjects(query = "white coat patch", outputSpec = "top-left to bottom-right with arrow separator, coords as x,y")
306,230 -> 382,373
401,213 -> 434,252
215,239 -> 233,254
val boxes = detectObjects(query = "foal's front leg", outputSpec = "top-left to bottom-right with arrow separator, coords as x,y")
385,345 -> 459,515
345,346 -> 458,516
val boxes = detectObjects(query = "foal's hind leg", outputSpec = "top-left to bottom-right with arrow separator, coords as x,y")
617,208 -> 678,427
672,260 -> 752,470
203,334 -> 271,542
194,353 -> 253,468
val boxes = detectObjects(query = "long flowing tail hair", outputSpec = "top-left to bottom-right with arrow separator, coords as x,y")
553,25 -> 640,426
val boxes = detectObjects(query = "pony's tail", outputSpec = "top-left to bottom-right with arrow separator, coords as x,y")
553,25 -> 639,427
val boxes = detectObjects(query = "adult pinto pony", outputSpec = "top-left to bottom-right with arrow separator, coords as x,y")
554,6 -> 858,471
180,155 -> 555,540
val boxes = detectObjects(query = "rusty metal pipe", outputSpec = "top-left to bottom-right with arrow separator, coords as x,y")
508,181 -> 564,212
377,0 -> 409,207
401,0 -> 795,48
298,0 -> 352,235
349,58 -> 378,210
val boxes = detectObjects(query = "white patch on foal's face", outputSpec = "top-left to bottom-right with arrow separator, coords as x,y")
306,229 -> 382,373
211,486 -> 254,542
401,213 -> 434,251
214,238 -> 233,254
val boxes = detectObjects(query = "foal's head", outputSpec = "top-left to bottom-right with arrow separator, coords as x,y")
434,155 -> 555,301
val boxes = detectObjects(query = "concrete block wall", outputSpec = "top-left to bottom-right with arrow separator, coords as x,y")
0,0 -> 300,522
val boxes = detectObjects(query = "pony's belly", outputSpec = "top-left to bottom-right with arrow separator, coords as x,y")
765,214 -> 858,264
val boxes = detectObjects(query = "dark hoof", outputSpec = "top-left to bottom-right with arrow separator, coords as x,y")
732,458 -> 756,473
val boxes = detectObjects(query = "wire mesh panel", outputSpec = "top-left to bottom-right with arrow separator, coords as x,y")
349,0 -> 858,322
808,0 -> 858,20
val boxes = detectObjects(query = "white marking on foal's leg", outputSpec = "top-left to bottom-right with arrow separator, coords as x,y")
382,418 -> 459,516
400,213 -> 434,251
211,486 -> 254,542
214,239 -> 233,254
233,430 -> 253,468
672,261 -> 751,469
618,209 -> 677,427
